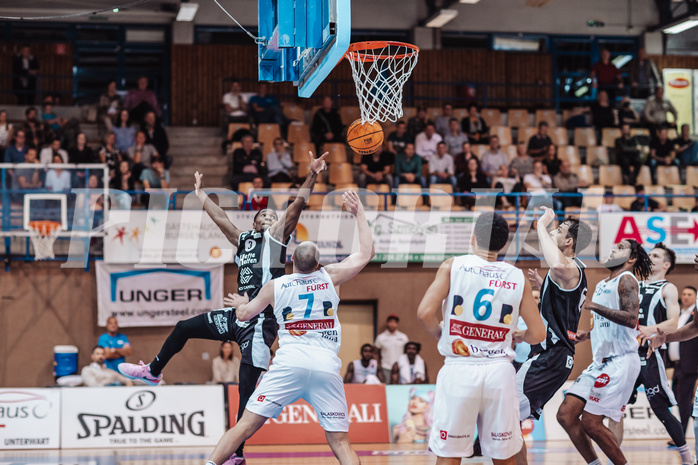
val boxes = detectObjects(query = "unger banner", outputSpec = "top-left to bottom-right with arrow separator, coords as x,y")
663,68 -> 693,132
96,263 -> 224,327
61,386 -> 226,448
104,210 -> 477,265
599,212 -> 698,263
0,389 -> 61,449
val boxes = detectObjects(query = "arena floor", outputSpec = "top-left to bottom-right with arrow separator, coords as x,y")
0,440 -> 692,465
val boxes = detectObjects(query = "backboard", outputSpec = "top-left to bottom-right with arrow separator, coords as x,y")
258,0 -> 351,98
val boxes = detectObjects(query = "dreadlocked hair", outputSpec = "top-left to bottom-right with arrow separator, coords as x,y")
627,239 -> 652,281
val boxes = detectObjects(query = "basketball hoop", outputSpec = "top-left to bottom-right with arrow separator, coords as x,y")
345,41 -> 420,124
28,220 -> 62,260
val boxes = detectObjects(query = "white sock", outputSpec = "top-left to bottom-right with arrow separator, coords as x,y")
588,459 -> 601,465
205,461 -> 216,465
678,444 -> 693,464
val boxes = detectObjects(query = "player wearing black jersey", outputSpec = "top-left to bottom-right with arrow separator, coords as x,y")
119,151 -> 327,465
514,207 -> 591,465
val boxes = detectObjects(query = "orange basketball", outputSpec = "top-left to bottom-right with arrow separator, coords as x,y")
346,119 -> 384,155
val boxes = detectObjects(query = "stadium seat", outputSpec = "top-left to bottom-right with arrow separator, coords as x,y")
429,184 -> 461,210
503,145 -> 517,163
426,107 -> 442,121
297,162 -> 310,177
687,166 -> 698,187
667,128 -> 678,140
645,185 -> 667,208
307,183 -> 328,210
574,128 -> 596,147
396,184 -> 424,210
293,142 -> 315,162
366,183 -> 391,210
481,109 -> 502,127
630,128 -> 650,138
599,165 -> 623,186
558,146 -> 581,166
283,104 -> 306,123
329,163 -> 354,185
339,107 -> 361,126
580,185 -> 605,210
324,143 -> 348,163
453,108 -> 469,121
507,109 -> 529,128
227,122 -> 250,140
270,183 -> 294,209
571,165 -> 594,186
402,107 -> 417,120
671,185 -> 696,210
612,185 -> 636,210
601,128 -> 622,148
471,144 -> 487,158
517,127 -> 537,144
237,182 -> 254,197
287,123 -> 310,145
330,184 -> 359,207
258,124 -> 281,153
637,166 -> 652,186
550,127 -> 569,146
535,109 -> 557,127
489,126 -> 512,146
586,146 -> 609,166
656,166 -> 681,186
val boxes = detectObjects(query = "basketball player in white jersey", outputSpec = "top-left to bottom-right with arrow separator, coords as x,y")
203,191 -> 373,465
345,344 -> 384,384
557,239 -> 652,465
417,212 -> 546,465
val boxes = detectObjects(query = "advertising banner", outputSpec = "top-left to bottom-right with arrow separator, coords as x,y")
599,212 -> 698,264
663,68 -> 693,132
96,263 -> 224,327
104,210 -> 477,265
0,389 -> 61,449
227,384 -> 389,444
61,385 -> 226,448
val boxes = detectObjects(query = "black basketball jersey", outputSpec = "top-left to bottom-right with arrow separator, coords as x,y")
638,280 -> 668,356
235,229 -> 288,308
530,257 -> 587,354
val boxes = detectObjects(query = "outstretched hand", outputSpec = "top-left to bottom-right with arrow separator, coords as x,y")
342,190 -> 364,216
527,269 -> 543,291
538,206 -> 555,229
309,151 -> 329,174
223,292 -> 249,309
646,327 -> 667,359
194,171 -> 203,195
574,329 -> 590,344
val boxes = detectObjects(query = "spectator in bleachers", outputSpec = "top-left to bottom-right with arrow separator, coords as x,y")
4,129 -> 28,163
12,44 -> 38,105
250,176 -> 268,210
359,145 -> 393,188
127,131 -> 158,180
266,138 -> 294,183
543,144 -> 561,177
0,110 -> 14,162
523,160 -> 553,194
111,159 -> 135,192
392,342 -> 428,384
617,96 -> 640,127
597,191 -> 624,213
591,48 -> 623,102
428,142 -> 456,189
461,104 -> 488,144
98,316 -> 132,372
98,81 -> 122,133
45,154 -> 71,192
649,127 -> 680,184
345,344 -> 383,384
113,109 -> 136,154
123,76 -> 161,123
630,184 -> 664,212
310,96 -> 343,152
414,122 -> 442,163
394,142 -> 424,188
142,111 -> 170,167
458,157 -> 489,208
387,121 -> 411,155
69,132 -> 97,188
480,134 -> 508,179
14,147 -> 41,190
590,90 -> 618,141
674,123 -> 698,167
642,87 -> 678,134
99,132 -> 120,175
407,106 -> 428,141
527,121 -> 552,161
629,48 -> 661,99
140,156 -> 169,189
615,123 -> 643,185
434,103 -> 453,137
212,341 -> 240,384
41,97 -> 65,140
248,83 -> 285,128
454,141 -> 476,179
565,106 -> 590,129
553,160 -> 586,208
222,81 -> 248,124
509,141 -> 534,178
81,346 -> 133,387
443,117 -> 468,157
492,164 -> 524,210
22,107 -> 44,149
231,133 -> 265,189
40,137 -> 68,165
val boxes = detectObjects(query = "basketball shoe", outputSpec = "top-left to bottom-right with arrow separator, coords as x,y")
222,454 -> 246,465
118,361 -> 163,385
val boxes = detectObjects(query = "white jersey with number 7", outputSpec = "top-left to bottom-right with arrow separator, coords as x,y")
439,254 -> 525,362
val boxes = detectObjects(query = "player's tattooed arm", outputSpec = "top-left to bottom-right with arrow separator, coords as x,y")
584,275 -> 639,328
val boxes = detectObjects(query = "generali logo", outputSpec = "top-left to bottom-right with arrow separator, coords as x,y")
669,78 -> 690,88
266,403 -> 383,425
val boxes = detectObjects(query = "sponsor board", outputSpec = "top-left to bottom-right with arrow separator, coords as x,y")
227,384 -> 389,444
0,389 -> 61,449
663,69 -> 693,133
599,213 -> 698,264
61,385 -> 225,448
96,263 -> 223,327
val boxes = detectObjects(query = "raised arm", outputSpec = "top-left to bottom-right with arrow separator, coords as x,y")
195,171 -> 243,247
584,274 -> 639,328
324,191 -> 375,287
269,151 -> 328,243
417,258 -> 453,340
537,207 -> 580,289
224,280 -> 275,322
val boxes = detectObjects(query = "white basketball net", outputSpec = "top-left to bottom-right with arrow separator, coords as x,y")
29,224 -> 62,260
346,42 -> 419,124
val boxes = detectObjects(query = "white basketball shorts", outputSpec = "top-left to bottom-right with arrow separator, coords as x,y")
429,360 -> 522,460
245,344 -> 349,432
565,352 -> 641,422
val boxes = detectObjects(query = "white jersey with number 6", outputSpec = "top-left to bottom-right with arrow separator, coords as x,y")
273,268 -> 342,354
439,254 -> 525,362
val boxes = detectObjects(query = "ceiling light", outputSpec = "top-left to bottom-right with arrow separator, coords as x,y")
176,3 -> 199,22
663,17 -> 698,34
425,9 -> 458,28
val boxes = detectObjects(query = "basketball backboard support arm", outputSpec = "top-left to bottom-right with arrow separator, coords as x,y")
258,0 -> 351,98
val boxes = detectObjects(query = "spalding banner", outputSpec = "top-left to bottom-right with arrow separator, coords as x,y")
61,385 -> 225,448
0,389 -> 61,449
227,384 -> 389,444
